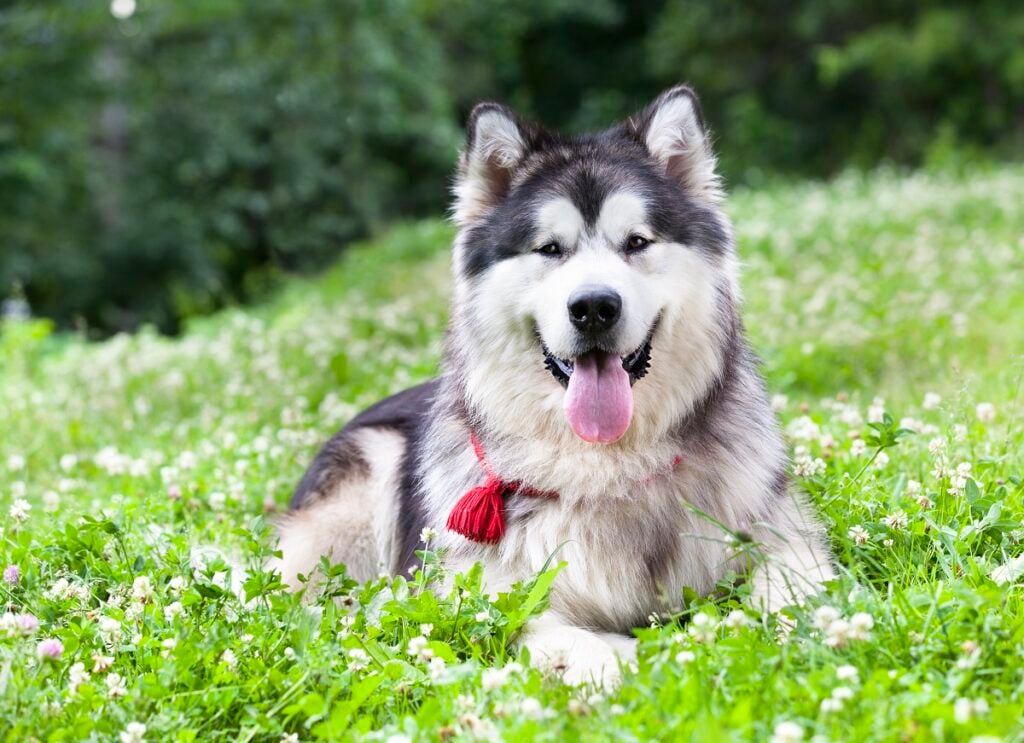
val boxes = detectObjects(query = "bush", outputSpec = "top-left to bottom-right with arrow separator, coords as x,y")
2,0 -> 1022,333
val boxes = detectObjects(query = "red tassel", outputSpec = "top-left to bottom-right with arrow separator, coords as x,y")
446,477 -> 508,543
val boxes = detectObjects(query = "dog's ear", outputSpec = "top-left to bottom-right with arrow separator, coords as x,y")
630,85 -> 723,204
453,103 -> 540,226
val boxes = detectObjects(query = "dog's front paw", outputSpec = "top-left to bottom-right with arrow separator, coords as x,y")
522,620 -> 632,689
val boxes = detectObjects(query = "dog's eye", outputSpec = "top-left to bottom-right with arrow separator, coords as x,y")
626,234 -> 651,252
535,242 -> 561,257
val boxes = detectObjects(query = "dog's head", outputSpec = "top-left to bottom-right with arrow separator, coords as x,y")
449,86 -> 737,447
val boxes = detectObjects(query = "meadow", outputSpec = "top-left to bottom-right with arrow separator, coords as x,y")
1,166 -> 1023,741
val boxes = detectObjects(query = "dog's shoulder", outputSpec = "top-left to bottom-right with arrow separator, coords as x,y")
289,378 -> 442,510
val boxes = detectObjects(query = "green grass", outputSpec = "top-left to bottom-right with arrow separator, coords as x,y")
2,166 -> 1024,741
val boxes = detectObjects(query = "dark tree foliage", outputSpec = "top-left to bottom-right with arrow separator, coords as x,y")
1,0 -> 1022,333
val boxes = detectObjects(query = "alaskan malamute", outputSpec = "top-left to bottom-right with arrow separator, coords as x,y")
278,86 -> 833,686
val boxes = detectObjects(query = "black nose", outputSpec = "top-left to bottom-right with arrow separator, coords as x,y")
568,286 -> 622,334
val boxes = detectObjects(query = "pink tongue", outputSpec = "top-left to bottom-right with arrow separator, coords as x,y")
563,352 -> 634,444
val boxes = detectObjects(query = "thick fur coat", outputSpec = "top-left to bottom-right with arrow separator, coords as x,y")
276,86 -> 834,686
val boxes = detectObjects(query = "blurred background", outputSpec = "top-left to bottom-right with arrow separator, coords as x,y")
2,0 -> 1023,337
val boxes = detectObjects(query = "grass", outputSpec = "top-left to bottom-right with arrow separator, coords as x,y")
2,165 -> 1024,741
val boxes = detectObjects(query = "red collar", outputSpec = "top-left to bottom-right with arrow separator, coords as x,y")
446,433 -> 556,544
446,433 -> 683,544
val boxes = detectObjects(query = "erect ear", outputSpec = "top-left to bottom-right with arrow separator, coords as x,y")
452,103 -> 538,226
630,85 -> 723,204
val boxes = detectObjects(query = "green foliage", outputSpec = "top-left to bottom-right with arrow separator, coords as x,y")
647,0 -> 1024,179
2,167 -> 1024,738
4,1 -> 1024,334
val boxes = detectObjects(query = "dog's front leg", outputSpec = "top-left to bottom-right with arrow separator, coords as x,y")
518,612 -> 636,689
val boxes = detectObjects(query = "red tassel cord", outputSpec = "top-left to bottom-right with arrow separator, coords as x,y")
446,432 -> 682,544
446,476 -> 509,544
447,433 -> 554,544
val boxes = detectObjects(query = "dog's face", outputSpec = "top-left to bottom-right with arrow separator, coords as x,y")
450,87 -> 737,447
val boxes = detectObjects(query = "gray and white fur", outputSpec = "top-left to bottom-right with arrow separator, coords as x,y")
276,86 -> 834,687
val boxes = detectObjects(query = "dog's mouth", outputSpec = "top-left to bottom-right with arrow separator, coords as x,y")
541,328 -> 655,387
539,318 -> 659,445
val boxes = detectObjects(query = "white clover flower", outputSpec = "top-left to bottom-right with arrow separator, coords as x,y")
905,479 -> 921,497
567,698 -> 589,716
882,538 -> 894,548
850,439 -> 867,457
899,417 -> 925,433
928,437 -> 947,456
92,654 -> 115,672
849,612 -> 874,640
948,462 -> 973,496
824,619 -> 851,648
956,650 -> 980,670
975,403 -> 996,423
419,623 -> 433,637
882,510 -> 908,530
132,575 -> 155,603
419,526 -> 438,544
848,525 -> 870,545
481,667 -> 508,691
873,451 -> 890,469
770,721 -> 804,743
6,454 -> 26,471
793,455 -> 826,478
813,606 -> 841,630
832,686 -> 854,700
954,697 -> 973,724
675,650 -> 696,664
688,613 -> 718,643
839,406 -> 863,428
208,491 -> 227,510
106,672 -> 128,698
520,697 -> 545,720
836,664 -> 859,681
221,648 -> 238,670
922,392 -> 941,410
163,602 -> 184,622
168,576 -> 186,594
99,615 -> 123,646
68,662 -> 90,694
787,416 -> 820,441
724,610 -> 751,630
867,397 -> 885,424
428,656 -> 447,681
119,722 -> 147,743
406,635 -> 432,661
9,499 -> 31,522
42,491 -> 61,513
953,424 -> 968,442
989,554 -> 1024,584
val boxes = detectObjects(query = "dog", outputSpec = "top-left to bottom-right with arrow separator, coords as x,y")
276,85 -> 834,687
